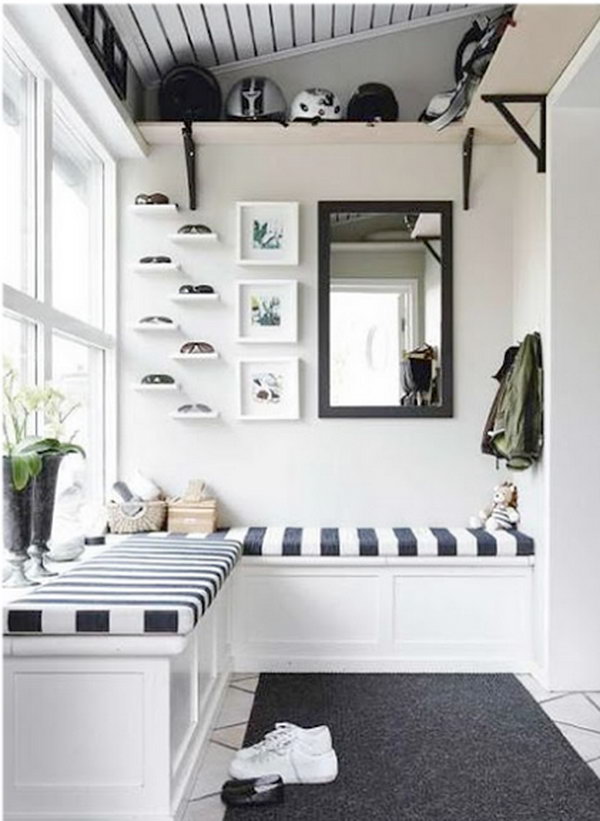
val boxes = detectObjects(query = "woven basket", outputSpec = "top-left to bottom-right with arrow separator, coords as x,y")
106,500 -> 167,534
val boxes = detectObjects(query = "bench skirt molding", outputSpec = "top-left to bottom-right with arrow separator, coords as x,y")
3,578 -> 233,821
231,558 -> 535,673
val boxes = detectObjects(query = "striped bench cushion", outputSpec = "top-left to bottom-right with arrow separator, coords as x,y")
201,527 -> 534,557
4,535 -> 241,637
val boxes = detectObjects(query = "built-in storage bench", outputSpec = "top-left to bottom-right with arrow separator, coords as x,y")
3,536 -> 241,821
211,527 -> 535,675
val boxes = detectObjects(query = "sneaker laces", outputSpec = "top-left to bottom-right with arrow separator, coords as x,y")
247,723 -> 297,757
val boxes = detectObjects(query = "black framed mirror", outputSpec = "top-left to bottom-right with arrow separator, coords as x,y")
318,200 -> 453,418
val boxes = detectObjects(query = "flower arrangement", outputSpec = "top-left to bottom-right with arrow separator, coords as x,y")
3,360 -> 85,491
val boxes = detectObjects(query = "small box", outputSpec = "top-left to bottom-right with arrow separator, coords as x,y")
167,498 -> 217,534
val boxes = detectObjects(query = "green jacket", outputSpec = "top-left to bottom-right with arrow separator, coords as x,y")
485,332 -> 543,470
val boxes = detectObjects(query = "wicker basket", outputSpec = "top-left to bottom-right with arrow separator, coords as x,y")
106,500 -> 167,534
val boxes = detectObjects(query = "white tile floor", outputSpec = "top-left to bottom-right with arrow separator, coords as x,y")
184,674 -> 600,821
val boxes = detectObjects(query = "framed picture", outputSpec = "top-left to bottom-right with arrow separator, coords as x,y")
237,357 -> 300,420
236,280 -> 298,343
236,202 -> 299,266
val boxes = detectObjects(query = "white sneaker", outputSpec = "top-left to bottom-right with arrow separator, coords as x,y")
229,735 -> 338,785
235,723 -> 332,760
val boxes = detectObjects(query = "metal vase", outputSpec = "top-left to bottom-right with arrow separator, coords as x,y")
3,456 -> 37,587
28,453 -> 63,581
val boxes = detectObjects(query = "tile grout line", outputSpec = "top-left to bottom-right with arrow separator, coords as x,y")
212,738 -> 241,752
584,693 -> 600,716
188,790 -> 222,803
230,683 -> 257,694
555,720 -> 600,737
214,720 -> 252,731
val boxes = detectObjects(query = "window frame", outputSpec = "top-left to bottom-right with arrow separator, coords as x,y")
2,20 -> 117,497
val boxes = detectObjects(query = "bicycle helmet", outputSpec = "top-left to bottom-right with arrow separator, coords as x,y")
290,88 -> 342,122
159,64 -> 222,121
225,77 -> 287,122
346,83 -> 399,122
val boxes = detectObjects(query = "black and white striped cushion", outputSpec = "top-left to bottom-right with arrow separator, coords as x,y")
198,527 -> 534,557
4,535 -> 241,636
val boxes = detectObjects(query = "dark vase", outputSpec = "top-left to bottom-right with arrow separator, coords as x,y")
3,456 -> 37,587
28,453 -> 63,581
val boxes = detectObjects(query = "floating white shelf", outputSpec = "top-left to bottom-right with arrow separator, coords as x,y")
130,262 -> 181,274
128,322 -> 179,332
129,204 -> 178,215
133,383 -> 179,392
168,232 -> 219,243
170,293 -> 220,303
170,352 -> 219,361
170,411 -> 220,420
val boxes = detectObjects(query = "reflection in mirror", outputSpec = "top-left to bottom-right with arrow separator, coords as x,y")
319,202 -> 452,418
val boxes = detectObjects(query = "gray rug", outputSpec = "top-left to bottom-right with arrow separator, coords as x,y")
224,674 -> 600,820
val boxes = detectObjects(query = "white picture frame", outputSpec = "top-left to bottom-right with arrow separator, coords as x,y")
236,201 -> 299,266
237,357 -> 300,421
236,279 -> 298,343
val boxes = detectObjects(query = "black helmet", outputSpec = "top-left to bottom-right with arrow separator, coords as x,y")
159,64 -> 222,121
346,83 -> 399,122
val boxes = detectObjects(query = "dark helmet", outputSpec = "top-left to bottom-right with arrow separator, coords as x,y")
159,64 -> 222,121
346,83 -> 399,122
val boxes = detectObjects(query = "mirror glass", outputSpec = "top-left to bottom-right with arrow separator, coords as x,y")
318,202 -> 452,418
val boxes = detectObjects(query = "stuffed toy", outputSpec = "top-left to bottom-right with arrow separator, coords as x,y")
476,482 -> 520,532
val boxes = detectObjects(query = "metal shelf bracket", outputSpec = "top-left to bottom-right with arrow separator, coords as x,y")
182,120 -> 197,210
462,127 -> 475,211
481,93 -> 547,173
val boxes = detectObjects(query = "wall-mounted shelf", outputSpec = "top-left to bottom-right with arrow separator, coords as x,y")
170,411 -> 220,420
131,262 -> 181,274
411,213 -> 441,239
170,352 -> 219,361
170,293 -> 220,303
128,322 -> 179,332
133,383 -> 179,392
168,233 -> 219,244
129,204 -> 178,215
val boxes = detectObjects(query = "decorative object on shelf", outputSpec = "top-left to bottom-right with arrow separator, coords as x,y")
141,374 -> 175,385
473,482 -> 520,532
170,403 -> 218,419
168,480 -> 217,533
226,76 -> 287,122
290,88 -> 342,122
3,365 -> 85,586
107,500 -> 167,534
140,255 -> 172,264
134,192 -> 170,205
238,357 -> 300,421
236,279 -> 298,343
236,202 -> 299,266
179,284 -> 214,295
177,224 -> 213,235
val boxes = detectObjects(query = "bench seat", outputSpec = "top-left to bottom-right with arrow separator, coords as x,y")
202,526 -> 534,558
4,534 -> 241,636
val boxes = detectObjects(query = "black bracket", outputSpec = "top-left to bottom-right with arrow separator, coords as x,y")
182,120 -> 197,211
422,239 -> 441,265
462,127 -> 475,211
481,94 -> 546,173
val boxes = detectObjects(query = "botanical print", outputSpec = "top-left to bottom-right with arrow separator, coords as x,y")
252,372 -> 283,404
251,294 -> 281,327
252,218 -> 283,250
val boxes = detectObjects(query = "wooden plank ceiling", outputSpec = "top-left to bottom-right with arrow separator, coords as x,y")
104,3 -> 479,86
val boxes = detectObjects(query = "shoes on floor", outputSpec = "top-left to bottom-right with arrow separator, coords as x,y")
221,774 -> 284,807
235,723 -> 332,760
229,728 -> 338,785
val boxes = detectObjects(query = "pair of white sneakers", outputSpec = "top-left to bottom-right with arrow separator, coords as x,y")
229,722 -> 338,785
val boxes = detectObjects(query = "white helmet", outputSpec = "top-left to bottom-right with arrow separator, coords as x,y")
226,76 -> 287,122
290,88 -> 342,122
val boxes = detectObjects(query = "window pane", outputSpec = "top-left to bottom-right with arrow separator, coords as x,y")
2,50 -> 33,293
52,111 -> 103,324
51,333 -> 104,540
2,312 -> 36,387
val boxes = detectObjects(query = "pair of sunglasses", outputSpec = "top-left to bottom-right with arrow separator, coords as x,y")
179,284 -> 214,295
139,316 -> 173,325
135,192 -> 169,205
141,374 -> 175,385
177,403 -> 212,414
180,341 -> 214,355
139,255 -> 171,264
177,224 -> 212,235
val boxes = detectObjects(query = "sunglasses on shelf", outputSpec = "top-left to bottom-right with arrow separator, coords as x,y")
180,341 -> 215,355
139,316 -> 173,325
134,192 -> 170,205
139,255 -> 172,264
177,224 -> 212,234
177,403 -> 213,414
141,374 -> 175,385
178,284 -> 214,294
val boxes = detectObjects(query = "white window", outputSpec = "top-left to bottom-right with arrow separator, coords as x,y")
2,24 -> 116,539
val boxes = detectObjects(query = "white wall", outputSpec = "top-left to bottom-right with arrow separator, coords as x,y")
118,141 -> 515,526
